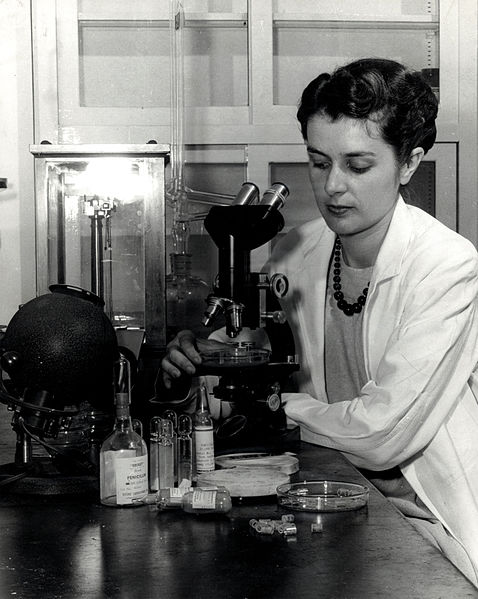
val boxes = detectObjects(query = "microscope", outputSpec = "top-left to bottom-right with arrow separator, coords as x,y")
196,182 -> 299,451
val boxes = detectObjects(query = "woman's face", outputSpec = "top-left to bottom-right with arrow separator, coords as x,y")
306,114 -> 411,239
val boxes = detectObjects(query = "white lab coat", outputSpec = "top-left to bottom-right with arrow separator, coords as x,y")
269,197 -> 478,579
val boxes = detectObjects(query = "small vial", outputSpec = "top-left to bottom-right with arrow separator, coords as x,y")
177,414 -> 194,484
181,487 -> 232,515
278,523 -> 297,536
311,522 -> 323,533
281,514 -> 295,523
149,416 -> 161,492
158,419 -> 175,489
157,486 -> 193,510
255,523 -> 274,535
193,385 -> 215,475
163,409 -> 178,485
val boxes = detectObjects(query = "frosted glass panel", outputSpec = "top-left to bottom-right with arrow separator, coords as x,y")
273,25 -> 438,106
186,24 -> 248,106
78,21 -> 248,108
185,162 -> 246,194
79,23 -> 169,108
272,0 -> 438,17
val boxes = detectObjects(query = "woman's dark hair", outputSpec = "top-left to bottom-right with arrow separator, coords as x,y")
297,58 -> 438,165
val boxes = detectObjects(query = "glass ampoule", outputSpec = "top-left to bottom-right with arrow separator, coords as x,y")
149,416 -> 161,492
158,418 -> 175,489
177,413 -> 193,484
163,409 -> 178,485
193,385 -> 215,475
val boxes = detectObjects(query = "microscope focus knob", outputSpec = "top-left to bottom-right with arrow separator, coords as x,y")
269,273 -> 289,298
261,310 -> 287,325
266,393 -> 281,412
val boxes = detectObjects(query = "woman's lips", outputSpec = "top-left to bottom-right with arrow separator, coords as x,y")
327,205 -> 351,216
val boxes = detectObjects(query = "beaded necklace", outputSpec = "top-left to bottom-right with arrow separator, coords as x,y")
332,237 -> 370,316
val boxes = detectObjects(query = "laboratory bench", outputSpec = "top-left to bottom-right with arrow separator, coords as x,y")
0,428 -> 476,599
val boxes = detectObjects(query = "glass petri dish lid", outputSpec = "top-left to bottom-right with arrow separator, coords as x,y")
276,480 -> 369,512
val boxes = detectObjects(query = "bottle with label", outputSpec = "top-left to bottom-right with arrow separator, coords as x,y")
182,487 -> 232,514
100,356 -> 148,507
138,485 -> 232,515
193,385 -> 215,475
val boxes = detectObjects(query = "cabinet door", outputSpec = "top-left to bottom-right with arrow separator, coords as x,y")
252,0 -> 458,138
37,0 -> 250,144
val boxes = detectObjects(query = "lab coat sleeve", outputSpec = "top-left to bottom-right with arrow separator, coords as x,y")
284,245 -> 478,471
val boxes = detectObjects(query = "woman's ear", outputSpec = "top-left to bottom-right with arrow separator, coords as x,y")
400,147 -> 425,185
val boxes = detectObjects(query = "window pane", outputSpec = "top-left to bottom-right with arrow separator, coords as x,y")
79,23 -> 169,108
78,20 -> 248,108
273,24 -> 438,106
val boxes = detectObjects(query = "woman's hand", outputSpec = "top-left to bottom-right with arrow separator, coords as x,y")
160,330 -> 230,389
161,330 -> 201,389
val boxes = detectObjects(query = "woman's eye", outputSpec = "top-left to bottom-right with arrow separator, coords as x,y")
348,162 -> 371,174
312,161 -> 330,170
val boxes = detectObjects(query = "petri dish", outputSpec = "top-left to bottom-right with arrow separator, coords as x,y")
276,480 -> 369,512
200,344 -> 270,368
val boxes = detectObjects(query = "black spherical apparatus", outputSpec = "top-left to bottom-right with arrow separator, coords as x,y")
0,285 -> 118,412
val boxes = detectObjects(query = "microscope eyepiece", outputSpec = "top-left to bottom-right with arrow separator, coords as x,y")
259,182 -> 289,212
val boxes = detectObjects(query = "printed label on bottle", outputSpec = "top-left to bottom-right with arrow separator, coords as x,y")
194,426 -> 215,473
110,452 -> 148,505
191,489 -> 217,509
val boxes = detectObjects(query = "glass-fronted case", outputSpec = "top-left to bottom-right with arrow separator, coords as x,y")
30,144 -> 169,348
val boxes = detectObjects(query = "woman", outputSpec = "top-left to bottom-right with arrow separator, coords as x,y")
161,58 -> 478,584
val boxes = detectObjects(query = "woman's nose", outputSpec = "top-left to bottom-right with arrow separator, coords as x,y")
324,165 -> 346,195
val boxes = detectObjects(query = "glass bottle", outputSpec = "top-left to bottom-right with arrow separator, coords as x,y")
166,253 -> 210,341
99,357 -> 148,507
182,487 -> 232,515
165,220 -> 210,342
193,385 -> 215,475
138,485 -> 231,515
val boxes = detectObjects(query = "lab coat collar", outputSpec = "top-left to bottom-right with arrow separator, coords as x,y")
372,195 -> 412,282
